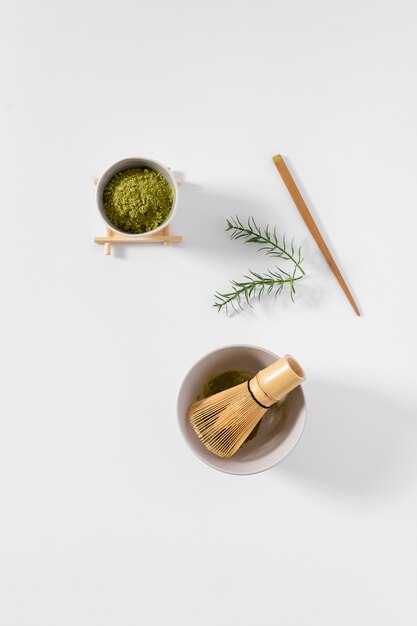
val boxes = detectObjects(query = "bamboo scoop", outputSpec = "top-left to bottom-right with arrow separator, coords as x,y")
189,355 -> 305,458
273,154 -> 360,316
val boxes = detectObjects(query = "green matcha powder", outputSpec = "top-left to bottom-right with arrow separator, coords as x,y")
103,168 -> 174,234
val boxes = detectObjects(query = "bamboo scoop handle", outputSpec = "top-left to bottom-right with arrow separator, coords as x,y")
272,154 -> 360,316
249,355 -> 306,406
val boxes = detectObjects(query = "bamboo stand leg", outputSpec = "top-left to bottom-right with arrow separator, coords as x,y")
163,224 -> 171,246
104,227 -> 112,255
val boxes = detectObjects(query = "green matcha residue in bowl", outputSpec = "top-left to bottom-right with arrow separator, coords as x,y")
103,167 -> 174,234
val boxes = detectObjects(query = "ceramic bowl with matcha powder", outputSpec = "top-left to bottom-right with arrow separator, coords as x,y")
177,344 -> 306,475
96,157 -> 178,237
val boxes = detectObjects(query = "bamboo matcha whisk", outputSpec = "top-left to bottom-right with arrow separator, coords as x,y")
189,355 -> 306,458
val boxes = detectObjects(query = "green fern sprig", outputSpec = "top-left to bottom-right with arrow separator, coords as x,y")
214,216 -> 306,313
226,216 -> 305,275
214,267 -> 302,313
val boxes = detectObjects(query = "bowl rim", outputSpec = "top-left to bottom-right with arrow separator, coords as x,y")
177,343 -> 306,475
96,156 -> 179,238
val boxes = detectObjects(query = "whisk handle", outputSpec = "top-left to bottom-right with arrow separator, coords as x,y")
254,355 -> 305,404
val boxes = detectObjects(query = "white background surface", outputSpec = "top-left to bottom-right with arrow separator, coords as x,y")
1,0 -> 417,624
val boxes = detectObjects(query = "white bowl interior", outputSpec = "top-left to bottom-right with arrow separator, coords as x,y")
96,157 -> 178,237
177,345 -> 306,475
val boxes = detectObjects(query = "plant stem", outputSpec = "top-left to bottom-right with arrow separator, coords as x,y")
226,217 -> 305,276
214,272 -> 304,313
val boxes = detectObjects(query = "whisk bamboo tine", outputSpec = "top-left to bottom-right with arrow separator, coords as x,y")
188,355 -> 306,458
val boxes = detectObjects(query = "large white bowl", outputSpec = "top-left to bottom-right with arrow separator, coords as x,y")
177,345 -> 306,475
96,157 -> 178,237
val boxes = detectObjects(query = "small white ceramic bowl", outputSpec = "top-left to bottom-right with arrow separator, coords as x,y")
177,345 -> 306,475
96,157 -> 178,237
